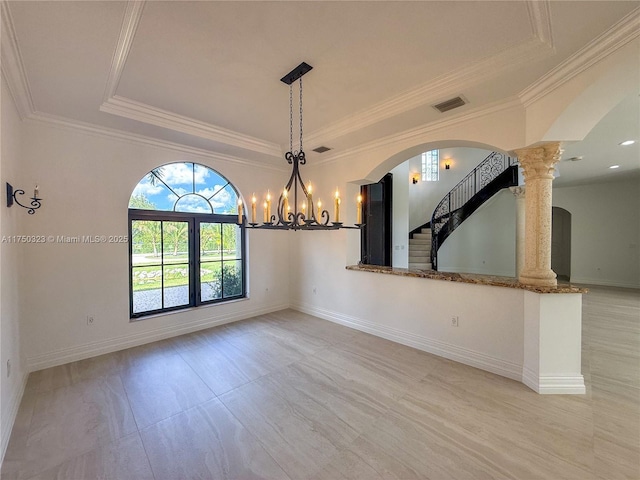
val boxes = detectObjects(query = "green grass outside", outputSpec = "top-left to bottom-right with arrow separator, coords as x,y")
132,261 -> 240,292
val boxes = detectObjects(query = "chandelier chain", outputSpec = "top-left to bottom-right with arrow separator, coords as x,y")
289,84 -> 293,153
299,77 -> 303,152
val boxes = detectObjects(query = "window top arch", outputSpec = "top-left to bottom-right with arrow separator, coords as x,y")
129,162 -> 239,214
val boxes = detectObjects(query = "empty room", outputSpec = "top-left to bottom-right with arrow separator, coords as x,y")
1,1 -> 638,479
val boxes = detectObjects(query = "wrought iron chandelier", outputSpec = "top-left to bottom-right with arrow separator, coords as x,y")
245,62 -> 363,231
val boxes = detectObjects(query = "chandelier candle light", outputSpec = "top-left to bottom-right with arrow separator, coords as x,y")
245,62 -> 364,231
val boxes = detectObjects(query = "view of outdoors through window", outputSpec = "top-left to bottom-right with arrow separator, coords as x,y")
422,149 -> 440,181
131,220 -> 190,313
199,223 -> 243,302
129,162 -> 244,317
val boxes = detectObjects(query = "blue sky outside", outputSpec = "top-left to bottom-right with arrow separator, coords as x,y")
129,162 -> 238,214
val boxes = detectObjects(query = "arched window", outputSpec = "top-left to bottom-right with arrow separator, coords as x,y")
128,162 -> 245,318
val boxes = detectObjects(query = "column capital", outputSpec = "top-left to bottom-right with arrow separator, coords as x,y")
514,142 -> 562,181
509,186 -> 526,199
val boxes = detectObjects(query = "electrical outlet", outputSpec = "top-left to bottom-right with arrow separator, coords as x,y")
451,316 -> 459,327
6,359 -> 10,378
87,315 -> 95,326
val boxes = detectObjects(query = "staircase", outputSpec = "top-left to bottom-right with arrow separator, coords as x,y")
409,229 -> 432,270
430,152 -> 518,270
408,152 -> 518,271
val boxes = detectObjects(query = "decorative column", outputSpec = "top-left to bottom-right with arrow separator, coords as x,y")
514,142 -> 562,287
509,186 -> 526,278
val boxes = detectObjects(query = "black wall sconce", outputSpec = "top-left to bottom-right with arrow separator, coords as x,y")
6,183 -> 42,214
444,160 -> 451,170
411,173 -> 420,184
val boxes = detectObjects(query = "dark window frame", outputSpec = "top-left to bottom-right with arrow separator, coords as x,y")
128,209 -> 246,319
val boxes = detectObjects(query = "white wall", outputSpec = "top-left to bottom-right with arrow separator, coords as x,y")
17,118 -> 292,370
390,161 -> 409,267
292,235 -> 526,380
553,177 -> 640,288
438,189 -> 517,277
0,79 -> 27,459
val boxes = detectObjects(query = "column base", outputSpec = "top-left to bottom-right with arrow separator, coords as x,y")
519,269 -> 557,287
523,291 -> 584,395
522,370 -> 586,394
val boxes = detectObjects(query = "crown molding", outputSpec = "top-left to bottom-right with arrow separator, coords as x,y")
100,0 -> 551,158
103,0 -> 145,101
1,0 -> 551,162
520,7 -> 640,107
0,1 -> 35,119
314,96 -> 523,168
27,111 -> 288,172
302,0 -> 553,150
304,37 -> 550,150
100,95 -> 283,158
99,1 -> 283,158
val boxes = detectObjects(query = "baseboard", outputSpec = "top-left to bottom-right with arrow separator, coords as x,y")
1,372 -> 28,464
570,277 -> 639,289
522,367 -> 539,392
27,302 -> 289,371
292,302 -> 522,382
522,367 -> 585,394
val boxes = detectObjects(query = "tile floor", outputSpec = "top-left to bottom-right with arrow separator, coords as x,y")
2,286 -> 639,479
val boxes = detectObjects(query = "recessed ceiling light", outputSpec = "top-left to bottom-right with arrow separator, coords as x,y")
619,140 -> 635,146
609,165 -> 620,169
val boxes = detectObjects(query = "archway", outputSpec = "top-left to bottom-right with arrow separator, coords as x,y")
364,140 -> 509,184
360,143 -> 515,270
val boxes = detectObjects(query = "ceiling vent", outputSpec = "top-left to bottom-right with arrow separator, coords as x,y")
432,96 -> 467,113
312,146 -> 331,153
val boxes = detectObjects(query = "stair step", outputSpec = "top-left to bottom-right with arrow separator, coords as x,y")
421,228 -> 432,234
409,238 -> 430,245
413,233 -> 431,240
409,256 -> 430,262
409,262 -> 432,270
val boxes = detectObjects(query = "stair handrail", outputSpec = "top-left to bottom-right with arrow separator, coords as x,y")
430,152 -> 518,268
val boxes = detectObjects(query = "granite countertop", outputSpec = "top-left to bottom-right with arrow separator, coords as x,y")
346,264 -> 588,294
